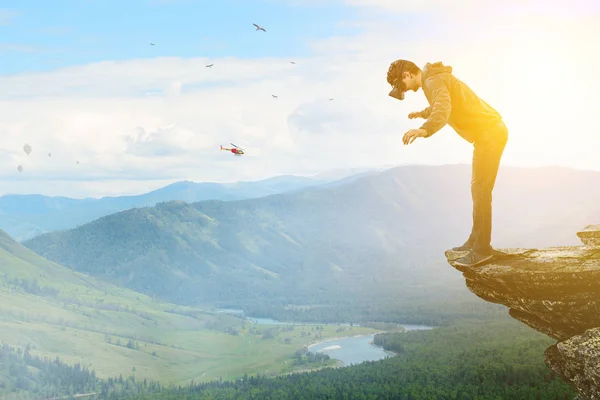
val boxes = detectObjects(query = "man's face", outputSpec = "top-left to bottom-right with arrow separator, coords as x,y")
402,71 -> 419,92
389,71 -> 418,101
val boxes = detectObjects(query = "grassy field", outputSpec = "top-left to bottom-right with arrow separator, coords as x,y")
0,230 -> 376,386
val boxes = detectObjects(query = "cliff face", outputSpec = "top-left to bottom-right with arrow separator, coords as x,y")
445,224 -> 600,400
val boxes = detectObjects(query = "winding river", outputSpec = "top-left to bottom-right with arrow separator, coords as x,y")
308,324 -> 434,366
215,310 -> 435,366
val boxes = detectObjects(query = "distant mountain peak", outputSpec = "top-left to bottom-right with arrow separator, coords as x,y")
0,174 -> 338,241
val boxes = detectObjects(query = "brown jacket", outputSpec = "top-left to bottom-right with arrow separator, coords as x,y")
418,62 -> 503,143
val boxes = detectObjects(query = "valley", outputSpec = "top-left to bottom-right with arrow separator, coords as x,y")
2,164 -> 598,398
0,229 -> 377,389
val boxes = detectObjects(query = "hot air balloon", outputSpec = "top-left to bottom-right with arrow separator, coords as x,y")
17,165 -> 23,172
23,144 -> 32,156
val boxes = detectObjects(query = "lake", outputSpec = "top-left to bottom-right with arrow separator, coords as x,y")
214,309 -> 435,366
308,324 -> 434,367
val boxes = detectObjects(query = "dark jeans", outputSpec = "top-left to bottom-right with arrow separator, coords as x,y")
465,120 -> 508,254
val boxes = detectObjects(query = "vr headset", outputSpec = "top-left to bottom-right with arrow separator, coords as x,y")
389,86 -> 405,101
388,77 -> 405,101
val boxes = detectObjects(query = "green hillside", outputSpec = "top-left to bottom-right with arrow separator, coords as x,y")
0,175 -> 330,242
22,167 -> 469,315
0,229 -> 376,395
22,165 -> 600,322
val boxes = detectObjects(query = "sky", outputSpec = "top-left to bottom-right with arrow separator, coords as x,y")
1,0 -> 599,198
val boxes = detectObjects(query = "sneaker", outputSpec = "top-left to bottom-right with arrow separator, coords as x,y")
452,250 -> 494,268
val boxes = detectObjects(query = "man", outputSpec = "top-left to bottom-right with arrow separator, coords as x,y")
387,60 -> 508,267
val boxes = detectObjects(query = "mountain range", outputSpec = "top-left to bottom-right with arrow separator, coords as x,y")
22,164 -> 600,312
1,168 -> 386,242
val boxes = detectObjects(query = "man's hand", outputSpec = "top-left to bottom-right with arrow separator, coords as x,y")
408,111 -> 422,119
402,128 -> 428,145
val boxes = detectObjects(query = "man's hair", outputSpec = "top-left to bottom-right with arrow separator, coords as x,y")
387,60 -> 421,87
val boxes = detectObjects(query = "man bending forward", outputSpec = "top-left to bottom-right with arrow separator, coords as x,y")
387,60 -> 508,267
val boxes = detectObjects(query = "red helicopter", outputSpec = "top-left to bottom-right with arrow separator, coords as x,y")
220,143 -> 244,156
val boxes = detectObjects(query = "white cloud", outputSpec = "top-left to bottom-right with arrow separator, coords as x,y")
1,2 -> 599,197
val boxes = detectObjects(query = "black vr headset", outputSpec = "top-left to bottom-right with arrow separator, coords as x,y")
389,86 -> 405,101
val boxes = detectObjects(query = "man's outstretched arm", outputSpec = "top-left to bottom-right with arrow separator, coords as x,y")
419,107 -> 431,118
419,78 -> 452,137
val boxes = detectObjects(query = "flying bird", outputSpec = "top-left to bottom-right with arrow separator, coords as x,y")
290,61 -> 296,64
150,43 -> 155,46
253,23 -> 266,32
206,64 -> 214,68
272,94 -> 278,98
48,152 -> 51,157
329,98 -> 334,101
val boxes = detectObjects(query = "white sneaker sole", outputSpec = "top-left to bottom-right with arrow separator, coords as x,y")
453,253 -> 494,267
